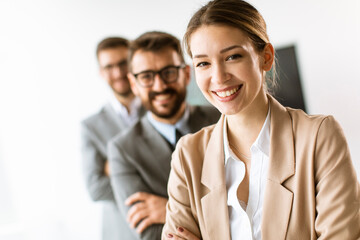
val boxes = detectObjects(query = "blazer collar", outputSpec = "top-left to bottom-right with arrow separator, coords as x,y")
200,115 -> 231,240
140,116 -> 173,161
261,94 -> 295,239
267,95 -> 295,184
104,103 -> 146,130
139,105 -> 206,152
201,114 -> 226,189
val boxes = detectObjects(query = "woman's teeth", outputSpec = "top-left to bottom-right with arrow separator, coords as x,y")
215,86 -> 240,98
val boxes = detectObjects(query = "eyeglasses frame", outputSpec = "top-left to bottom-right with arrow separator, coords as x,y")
132,64 -> 186,87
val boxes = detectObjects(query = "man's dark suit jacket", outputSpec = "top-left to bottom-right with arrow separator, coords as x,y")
108,105 -> 220,240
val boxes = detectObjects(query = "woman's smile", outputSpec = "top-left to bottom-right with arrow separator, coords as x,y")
212,85 -> 242,102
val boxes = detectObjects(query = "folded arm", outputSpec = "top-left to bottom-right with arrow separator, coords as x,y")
81,124 -> 114,201
126,191 -> 167,233
108,140 -> 165,239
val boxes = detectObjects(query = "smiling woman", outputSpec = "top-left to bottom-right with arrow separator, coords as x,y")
162,0 -> 360,239
190,25 -> 273,116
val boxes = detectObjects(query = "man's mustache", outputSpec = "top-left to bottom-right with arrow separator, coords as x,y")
149,88 -> 177,99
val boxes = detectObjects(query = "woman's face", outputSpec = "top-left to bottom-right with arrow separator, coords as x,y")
189,25 -> 272,116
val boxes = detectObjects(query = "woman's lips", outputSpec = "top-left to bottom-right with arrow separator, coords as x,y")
214,85 -> 241,98
212,85 -> 243,102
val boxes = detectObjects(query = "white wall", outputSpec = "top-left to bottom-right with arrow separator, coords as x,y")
0,0 -> 358,239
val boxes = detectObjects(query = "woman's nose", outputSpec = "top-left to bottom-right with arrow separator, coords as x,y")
211,63 -> 230,84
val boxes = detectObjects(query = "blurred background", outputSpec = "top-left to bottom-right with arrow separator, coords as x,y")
0,0 -> 359,239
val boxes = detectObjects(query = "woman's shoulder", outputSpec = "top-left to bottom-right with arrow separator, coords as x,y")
270,95 -> 339,132
285,107 -> 344,140
286,107 -> 337,128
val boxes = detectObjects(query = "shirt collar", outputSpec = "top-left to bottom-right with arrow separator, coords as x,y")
252,105 -> 271,156
147,104 -> 191,145
109,94 -> 142,126
223,118 -> 234,165
223,105 -> 271,165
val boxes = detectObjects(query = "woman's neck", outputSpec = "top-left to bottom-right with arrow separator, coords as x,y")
226,93 -> 269,155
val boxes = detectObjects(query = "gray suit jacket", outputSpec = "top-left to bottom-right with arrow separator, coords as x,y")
108,105 -> 220,240
81,103 -> 145,240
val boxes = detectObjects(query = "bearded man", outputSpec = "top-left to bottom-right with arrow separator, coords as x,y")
108,31 -> 220,240
81,37 -> 145,240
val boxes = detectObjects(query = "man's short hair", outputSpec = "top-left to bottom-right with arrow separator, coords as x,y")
128,31 -> 185,71
96,37 -> 129,59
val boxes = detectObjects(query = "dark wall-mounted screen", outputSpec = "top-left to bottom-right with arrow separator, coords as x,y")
270,45 -> 307,112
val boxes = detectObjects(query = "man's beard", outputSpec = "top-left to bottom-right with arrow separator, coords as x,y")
112,77 -> 133,98
146,88 -> 186,119
114,87 -> 132,98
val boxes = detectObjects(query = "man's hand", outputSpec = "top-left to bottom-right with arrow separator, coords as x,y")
104,161 -> 110,176
166,227 -> 200,240
125,192 -> 167,233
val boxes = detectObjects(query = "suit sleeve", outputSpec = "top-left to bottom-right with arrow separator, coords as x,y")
81,123 -> 114,201
162,144 -> 201,239
108,139 -> 164,240
314,116 -> 360,239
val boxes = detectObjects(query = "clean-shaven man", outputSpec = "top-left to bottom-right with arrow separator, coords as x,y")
81,37 -> 145,240
108,31 -> 220,239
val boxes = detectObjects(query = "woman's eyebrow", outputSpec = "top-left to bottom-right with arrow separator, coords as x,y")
193,45 -> 243,59
220,45 -> 242,53
193,54 -> 208,59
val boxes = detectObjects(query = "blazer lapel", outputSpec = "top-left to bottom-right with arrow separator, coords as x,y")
261,95 -> 295,240
200,115 -> 231,240
104,103 -> 127,130
139,117 -> 173,190
141,117 -> 172,156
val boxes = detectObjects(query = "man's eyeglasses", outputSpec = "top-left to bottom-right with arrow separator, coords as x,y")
132,64 -> 186,87
102,60 -> 128,74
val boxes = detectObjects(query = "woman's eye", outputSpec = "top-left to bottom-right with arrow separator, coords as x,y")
226,54 -> 242,61
196,62 -> 210,67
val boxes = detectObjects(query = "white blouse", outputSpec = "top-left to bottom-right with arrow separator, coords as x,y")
223,108 -> 270,240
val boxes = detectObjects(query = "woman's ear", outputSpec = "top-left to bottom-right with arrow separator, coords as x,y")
262,43 -> 275,71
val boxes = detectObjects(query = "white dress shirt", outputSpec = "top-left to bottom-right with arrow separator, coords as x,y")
223,108 -> 270,240
109,95 -> 142,127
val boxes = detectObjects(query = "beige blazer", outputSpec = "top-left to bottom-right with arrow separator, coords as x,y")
163,96 -> 360,240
